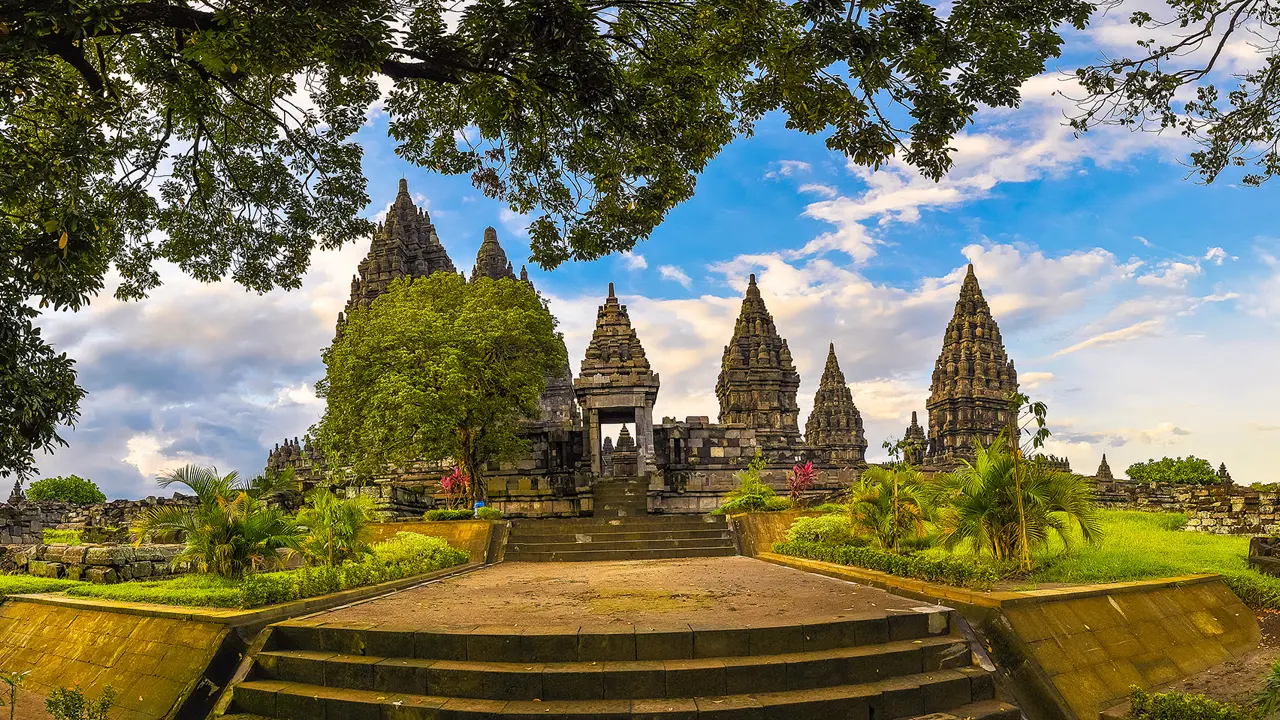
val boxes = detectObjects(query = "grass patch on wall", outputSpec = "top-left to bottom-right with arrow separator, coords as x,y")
42,529 -> 83,544
0,575 -> 86,597
65,574 -> 242,608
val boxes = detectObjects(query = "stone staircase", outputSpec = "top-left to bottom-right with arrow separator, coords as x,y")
230,608 -> 1018,719
504,514 -> 737,562
594,476 -> 649,517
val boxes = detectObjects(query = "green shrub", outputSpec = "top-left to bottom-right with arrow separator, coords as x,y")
46,685 -> 115,720
1129,687 -> 1256,720
812,503 -> 846,514
42,529 -> 82,544
240,532 -> 467,608
425,509 -> 475,521
475,507 -> 504,520
773,539 -> 1000,590
27,476 -> 105,505
297,489 -> 375,566
712,450 -> 789,515
784,515 -> 858,546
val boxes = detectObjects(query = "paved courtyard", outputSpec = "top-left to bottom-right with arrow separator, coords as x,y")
314,556 -> 923,628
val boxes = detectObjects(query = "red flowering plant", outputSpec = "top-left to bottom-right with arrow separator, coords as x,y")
439,468 -> 470,510
788,462 -> 816,506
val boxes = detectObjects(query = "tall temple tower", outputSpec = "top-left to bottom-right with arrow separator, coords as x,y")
574,284 -> 661,475
337,179 -> 456,332
715,274 -> 803,450
804,343 -> 868,463
1095,454 -> 1115,481
925,264 -> 1018,460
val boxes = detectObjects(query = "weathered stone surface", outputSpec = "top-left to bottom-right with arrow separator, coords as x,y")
804,343 -> 867,462
84,567 -> 118,584
64,564 -> 84,581
28,560 -> 62,578
130,561 -> 152,578
86,546 -> 132,566
924,264 -> 1018,461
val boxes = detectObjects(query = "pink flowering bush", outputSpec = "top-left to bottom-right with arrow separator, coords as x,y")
788,462 -> 816,505
440,468 -> 470,510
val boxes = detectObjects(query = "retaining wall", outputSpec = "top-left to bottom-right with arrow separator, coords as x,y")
367,519 -> 496,563
0,599 -> 227,720
0,496 -> 197,545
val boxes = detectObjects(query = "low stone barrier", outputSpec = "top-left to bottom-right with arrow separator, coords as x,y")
1095,480 -> 1279,535
0,495 -> 196,544
25,543 -> 188,583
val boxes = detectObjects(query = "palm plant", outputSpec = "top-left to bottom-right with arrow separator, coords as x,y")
932,442 -> 1102,563
132,464 -> 303,579
848,465 -> 934,552
296,488 -> 375,566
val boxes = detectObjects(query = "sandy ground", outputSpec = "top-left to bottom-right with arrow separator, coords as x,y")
1148,610 -> 1280,705
315,556 -> 925,628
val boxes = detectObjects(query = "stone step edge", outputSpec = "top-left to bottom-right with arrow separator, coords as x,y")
270,609 -> 953,662
909,698 -> 1020,720
232,666 -> 994,717
256,632 -> 971,685
506,539 -> 733,550
502,548 -> 738,562
505,529 -> 732,539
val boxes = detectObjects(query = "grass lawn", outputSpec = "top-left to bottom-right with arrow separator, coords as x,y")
0,576 -> 86,597
1027,510 -> 1251,585
64,574 -> 242,608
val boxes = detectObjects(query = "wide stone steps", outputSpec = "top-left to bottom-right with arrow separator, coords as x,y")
229,603 -> 1017,719
504,514 -> 735,562
233,667 -> 996,719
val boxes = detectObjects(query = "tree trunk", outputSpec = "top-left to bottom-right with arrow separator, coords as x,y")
458,427 -> 486,505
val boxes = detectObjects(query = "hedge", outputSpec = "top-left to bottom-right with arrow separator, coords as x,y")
240,533 -> 468,607
772,539 -> 999,590
424,509 -> 475,521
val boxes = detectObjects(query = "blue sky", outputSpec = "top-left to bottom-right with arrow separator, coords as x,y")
33,11 -> 1280,498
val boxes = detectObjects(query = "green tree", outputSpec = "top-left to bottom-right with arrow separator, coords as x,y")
848,465 -> 934,552
131,464 -> 303,578
1073,0 -> 1280,188
315,274 -> 566,503
2,0 -> 1093,481
296,488 -> 375,566
1126,456 -> 1220,485
934,442 -> 1102,563
27,475 -> 106,504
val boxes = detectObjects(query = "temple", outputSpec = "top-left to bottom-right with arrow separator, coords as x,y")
923,264 -> 1019,460
268,181 -> 1037,517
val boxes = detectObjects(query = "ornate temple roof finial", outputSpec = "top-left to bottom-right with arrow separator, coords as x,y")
616,424 -> 636,450
911,410 -> 918,424
397,177 -> 409,196
1096,453 -> 1115,481
608,281 -> 616,298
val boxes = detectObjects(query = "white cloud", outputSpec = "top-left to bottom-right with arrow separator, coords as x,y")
799,184 -> 838,198
658,265 -> 693,289
1020,372 -> 1056,390
621,251 -> 648,271
1135,235 -> 1154,248
1052,319 -> 1164,357
1204,247 -> 1230,265
765,160 -> 812,179
1136,261 -> 1202,289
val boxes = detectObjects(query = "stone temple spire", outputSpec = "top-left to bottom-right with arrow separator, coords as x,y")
1096,453 -> 1115,481
716,274 -> 802,449
470,226 -> 517,282
804,343 -> 867,462
902,411 -> 927,465
338,179 -> 456,334
926,264 -> 1019,460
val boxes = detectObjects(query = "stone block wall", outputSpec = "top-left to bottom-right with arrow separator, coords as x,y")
25,543 -> 189,583
1094,480 -> 1279,535
0,495 -> 197,545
